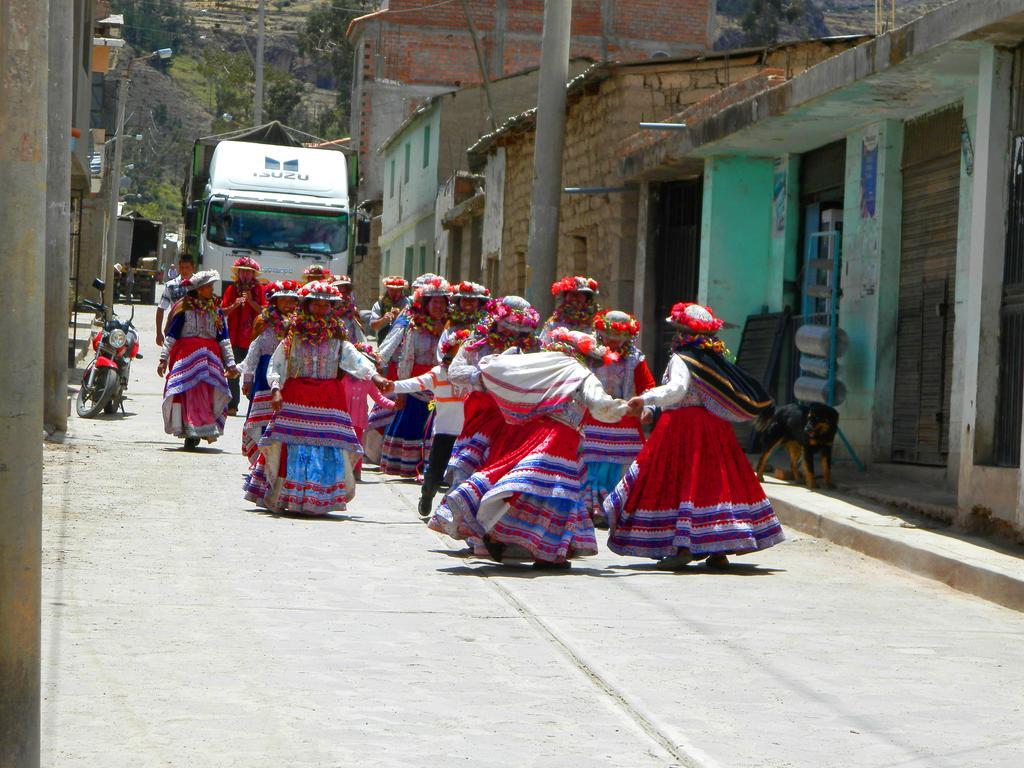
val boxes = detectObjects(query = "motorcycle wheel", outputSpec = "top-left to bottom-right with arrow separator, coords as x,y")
76,367 -> 117,418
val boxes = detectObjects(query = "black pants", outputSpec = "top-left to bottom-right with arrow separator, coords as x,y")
421,433 -> 457,505
228,344 -> 247,411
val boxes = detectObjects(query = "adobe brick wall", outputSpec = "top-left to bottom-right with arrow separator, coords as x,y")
351,0 -> 714,205
488,38 -> 865,305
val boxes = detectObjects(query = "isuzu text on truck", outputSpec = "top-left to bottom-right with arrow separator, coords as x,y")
182,122 -> 354,288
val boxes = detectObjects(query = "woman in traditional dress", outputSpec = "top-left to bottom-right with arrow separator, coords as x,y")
539,275 -> 600,343
582,310 -> 657,528
238,280 -> 299,464
376,276 -> 451,478
158,270 -> 237,449
243,281 -> 389,516
605,302 -> 785,569
368,275 -> 410,342
437,281 -> 489,361
331,274 -> 366,343
443,295 -> 540,489
439,329 -> 628,569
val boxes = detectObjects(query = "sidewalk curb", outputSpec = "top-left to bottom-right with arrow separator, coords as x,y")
767,486 -> 1024,613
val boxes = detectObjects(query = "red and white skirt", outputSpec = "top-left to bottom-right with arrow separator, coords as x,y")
434,416 -> 597,563
244,377 -> 361,516
605,406 -> 784,559
161,337 -> 230,441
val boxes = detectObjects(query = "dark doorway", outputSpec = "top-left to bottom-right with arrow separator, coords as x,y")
653,179 -> 702,376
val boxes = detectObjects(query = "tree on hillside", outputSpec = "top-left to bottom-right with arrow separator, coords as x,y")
198,49 -> 308,132
298,1 -> 372,114
111,0 -> 197,59
740,0 -> 818,45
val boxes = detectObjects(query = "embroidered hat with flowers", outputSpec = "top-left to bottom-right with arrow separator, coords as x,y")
668,302 -> 728,355
298,280 -> 342,302
231,256 -> 261,276
183,269 -> 219,291
270,279 -> 300,299
453,281 -> 491,300
594,309 -> 640,340
382,275 -> 409,290
542,327 -> 619,367
331,274 -> 353,287
491,295 -> 540,333
551,275 -> 599,297
439,328 -> 473,362
302,264 -> 333,284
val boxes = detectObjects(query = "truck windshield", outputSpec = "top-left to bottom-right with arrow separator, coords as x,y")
207,202 -> 348,254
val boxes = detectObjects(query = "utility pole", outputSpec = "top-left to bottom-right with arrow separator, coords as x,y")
103,72 -> 129,314
254,0 -> 266,125
0,1 -> 49,765
45,0 -> 73,437
459,0 -> 499,131
525,0 -> 573,318
103,49 -> 171,314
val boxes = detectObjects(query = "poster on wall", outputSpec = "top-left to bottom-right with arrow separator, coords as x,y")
860,129 -> 879,219
772,157 -> 787,235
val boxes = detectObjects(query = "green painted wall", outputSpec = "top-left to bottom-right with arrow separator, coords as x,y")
698,155 -> 777,353
838,120 -> 903,460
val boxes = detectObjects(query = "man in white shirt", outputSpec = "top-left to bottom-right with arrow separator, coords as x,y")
155,256 -> 195,346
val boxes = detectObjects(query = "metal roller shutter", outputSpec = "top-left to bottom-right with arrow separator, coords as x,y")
892,105 -> 962,465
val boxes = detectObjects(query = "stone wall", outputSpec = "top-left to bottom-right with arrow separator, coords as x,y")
487,38 -> 865,307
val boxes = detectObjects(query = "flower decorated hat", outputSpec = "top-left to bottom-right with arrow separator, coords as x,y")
302,264 -> 333,283
231,256 -> 261,275
594,309 -> 640,340
551,275 -> 599,297
183,269 -> 219,291
412,275 -> 451,304
453,281 -> 491,300
667,302 -> 725,334
543,327 -> 619,365
298,280 -> 342,302
490,295 -> 540,333
382,275 -> 409,290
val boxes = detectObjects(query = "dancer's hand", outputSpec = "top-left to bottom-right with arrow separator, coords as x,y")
225,365 -> 239,379
271,390 -> 283,412
640,407 -> 654,425
373,375 -> 393,393
627,396 -> 645,418
242,382 -> 251,397
156,360 -> 166,378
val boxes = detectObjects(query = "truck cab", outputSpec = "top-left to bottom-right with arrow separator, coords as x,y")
199,140 -> 349,288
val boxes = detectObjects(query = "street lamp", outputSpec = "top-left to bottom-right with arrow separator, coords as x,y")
102,48 -> 172,312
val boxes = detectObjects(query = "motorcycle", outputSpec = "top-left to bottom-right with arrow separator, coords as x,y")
76,277 -> 141,418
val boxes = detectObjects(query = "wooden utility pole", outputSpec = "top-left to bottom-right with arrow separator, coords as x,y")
254,0 -> 266,124
525,0 -> 573,318
0,1 -> 49,765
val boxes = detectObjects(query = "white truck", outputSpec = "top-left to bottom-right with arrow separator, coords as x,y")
183,122 -> 352,288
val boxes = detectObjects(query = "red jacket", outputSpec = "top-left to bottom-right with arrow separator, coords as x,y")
221,281 -> 266,350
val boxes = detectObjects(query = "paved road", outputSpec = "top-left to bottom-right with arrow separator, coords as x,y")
42,304 -> 1024,767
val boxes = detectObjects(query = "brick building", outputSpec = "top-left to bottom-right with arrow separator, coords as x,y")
348,0 -> 715,203
464,38 -> 864,365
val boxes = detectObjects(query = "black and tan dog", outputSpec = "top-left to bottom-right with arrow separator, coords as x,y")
755,403 -> 839,489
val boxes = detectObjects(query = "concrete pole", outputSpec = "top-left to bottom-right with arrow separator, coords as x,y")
254,0 -> 265,125
45,0 -> 73,436
103,71 -> 129,314
525,0 -> 572,318
0,1 -> 48,765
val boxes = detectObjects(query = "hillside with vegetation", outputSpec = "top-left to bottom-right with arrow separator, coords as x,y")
109,0 -> 372,229
714,0 -> 953,48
